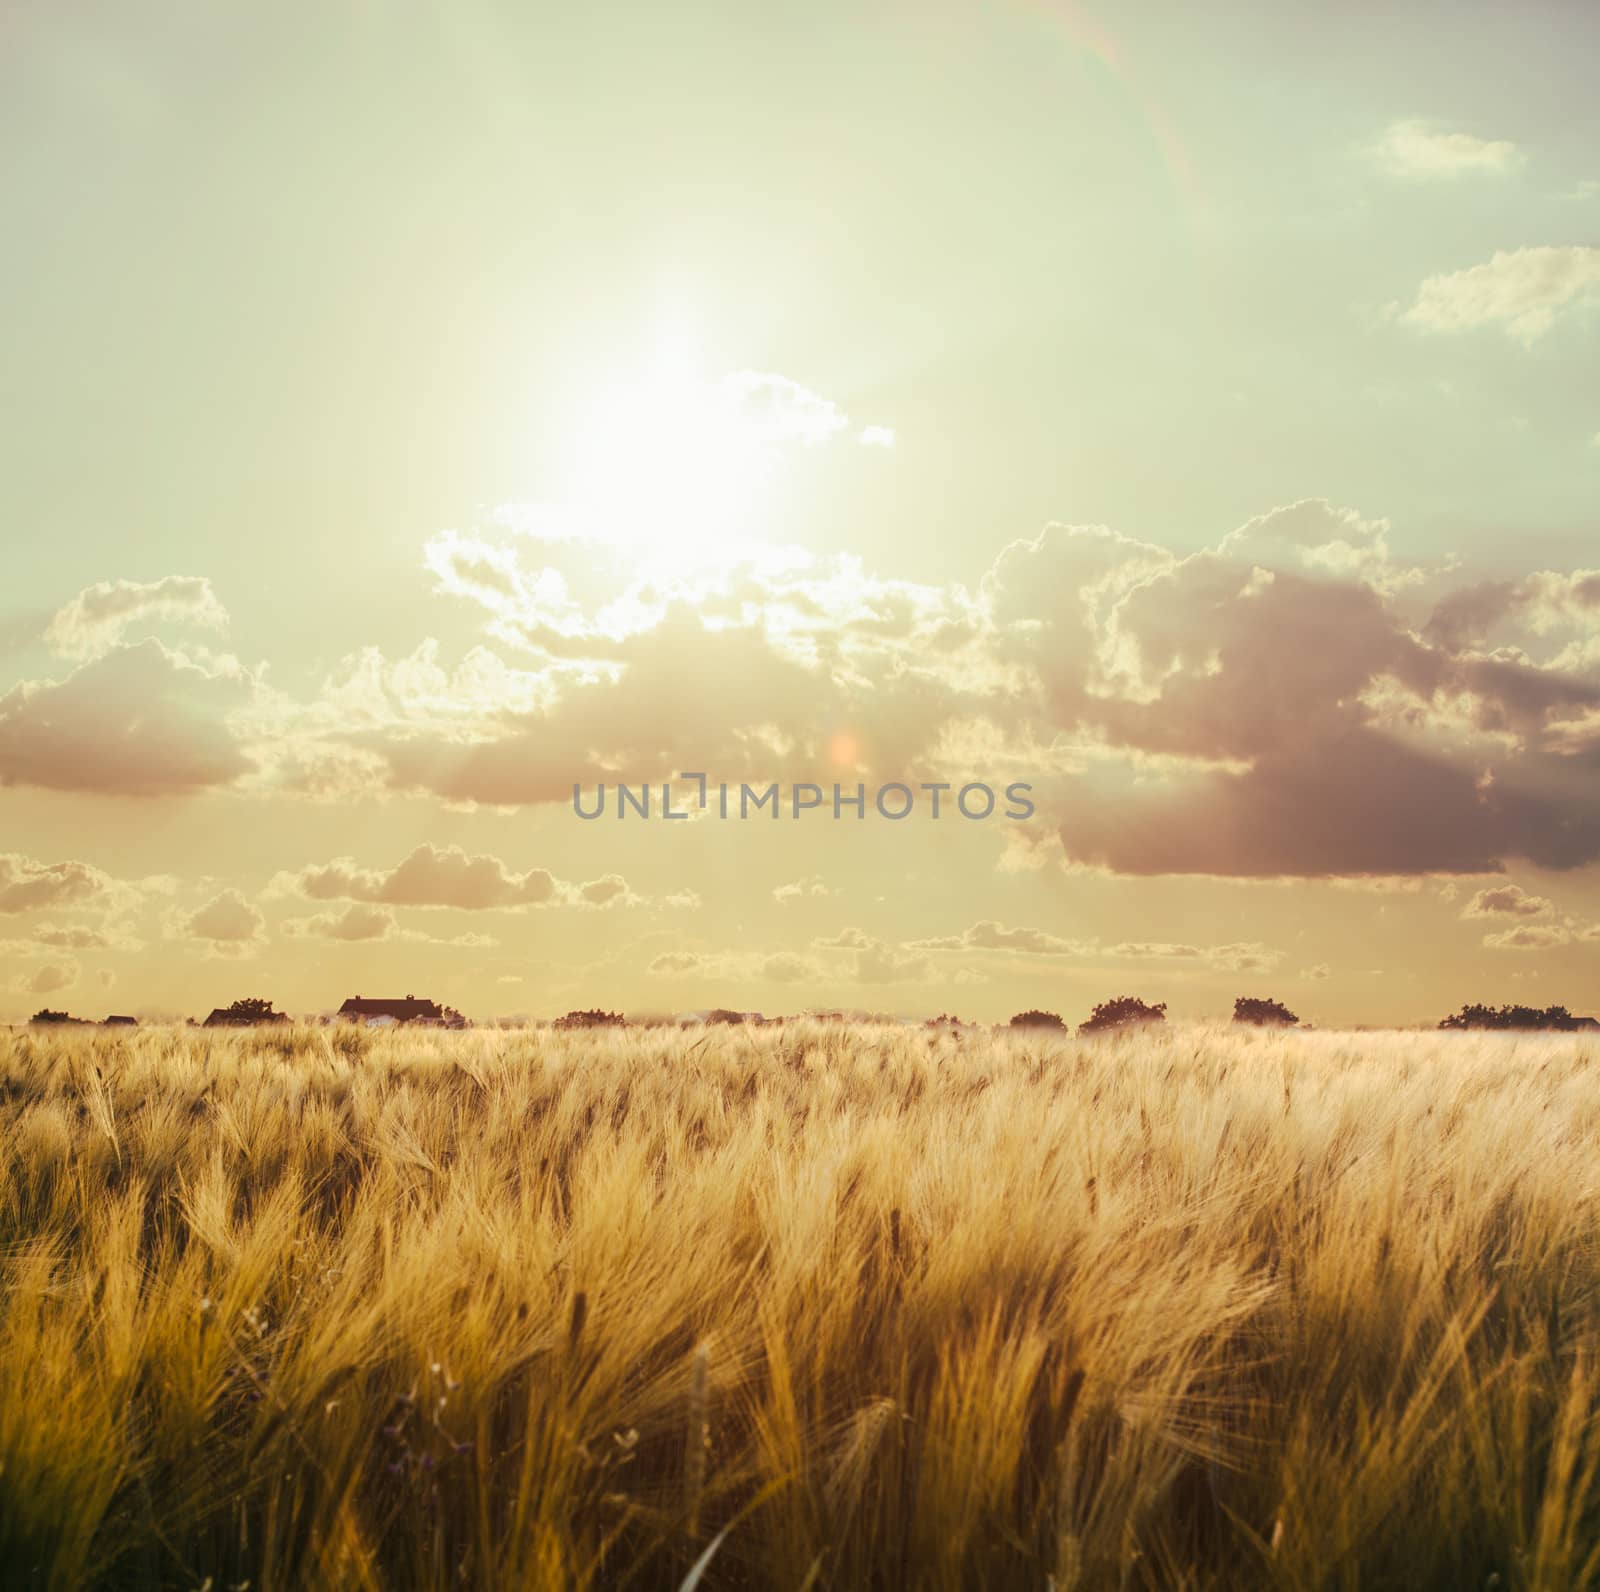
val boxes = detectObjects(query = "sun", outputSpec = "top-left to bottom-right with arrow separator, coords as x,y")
538,320 -> 862,571
556,348 -> 786,563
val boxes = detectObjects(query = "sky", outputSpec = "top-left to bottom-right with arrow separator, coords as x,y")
1,0 -> 1598,1026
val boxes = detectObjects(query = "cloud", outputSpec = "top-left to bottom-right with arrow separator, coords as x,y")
176,889 -> 265,958
647,951 -> 706,977
648,929 -> 933,987
1303,963 -> 1332,981
332,541 -> 987,805
272,843 -> 643,912
646,946 -> 831,984
762,951 -> 819,983
909,921 -> 1279,971
0,640 -> 255,796
281,902 -> 497,946
1402,246 -> 1600,343
17,961 -> 78,996
70,494 -> 1591,894
0,854 -> 117,915
858,425 -> 896,449
1546,708 -> 1600,759
908,920 -> 1091,955
576,874 -> 634,908
773,876 -> 835,905
33,924 -> 122,950
44,576 -> 228,660
1109,940 -> 1283,973
810,926 -> 934,984
988,505 -> 1600,877
284,902 -> 397,942
1373,120 -> 1522,179
721,370 -> 850,445
1461,884 -> 1554,919
1482,923 -> 1571,952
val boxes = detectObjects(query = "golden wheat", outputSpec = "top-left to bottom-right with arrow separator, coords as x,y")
2,1020 -> 1600,1589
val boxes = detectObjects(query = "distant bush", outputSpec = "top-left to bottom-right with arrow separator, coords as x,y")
29,1009 -> 73,1025
1233,996 -> 1299,1027
1080,996 -> 1167,1035
925,1013 -> 963,1028
225,997 -> 280,1020
552,1009 -> 626,1030
704,1009 -> 748,1025
1439,1003 -> 1584,1032
1008,1010 -> 1066,1030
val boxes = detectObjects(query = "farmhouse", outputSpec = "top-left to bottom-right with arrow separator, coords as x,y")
102,1015 -> 138,1027
337,994 -> 468,1029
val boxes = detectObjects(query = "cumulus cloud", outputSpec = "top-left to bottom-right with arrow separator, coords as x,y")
762,951 -> 820,983
281,902 -> 497,947
811,926 -> 934,984
1482,923 -> 1572,952
1403,246 -> 1600,343
908,920 -> 1092,956
284,902 -> 397,942
33,923 -> 124,950
1467,885 -> 1600,949
646,947 -> 830,985
26,495 -> 1597,901
0,639 -> 255,795
271,843 -> 644,912
1373,120 -> 1522,179
1110,941 -> 1283,973
721,370 -> 850,445
1461,884 -> 1554,919
17,961 -> 78,995
647,951 -> 705,977
987,504 -> 1600,878
175,889 -> 266,957
773,876 -> 835,905
285,492 -> 1600,886
45,576 -> 228,661
0,854 -> 117,915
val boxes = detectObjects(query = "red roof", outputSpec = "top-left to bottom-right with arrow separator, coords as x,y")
337,995 -> 444,1020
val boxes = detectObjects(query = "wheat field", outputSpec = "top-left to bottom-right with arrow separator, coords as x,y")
3,1020 -> 1600,1590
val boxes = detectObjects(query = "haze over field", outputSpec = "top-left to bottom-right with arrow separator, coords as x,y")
2,0 -> 1598,1023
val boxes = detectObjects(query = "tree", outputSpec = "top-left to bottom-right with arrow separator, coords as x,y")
1233,996 -> 1299,1027
1079,996 -> 1167,1035
1008,1010 -> 1066,1030
1439,1003 -> 1581,1032
225,997 -> 279,1020
29,1009 -> 73,1024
